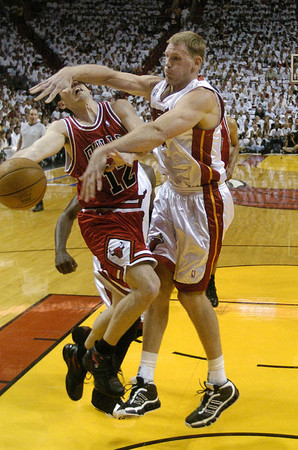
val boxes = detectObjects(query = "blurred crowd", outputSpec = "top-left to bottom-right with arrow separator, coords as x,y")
0,0 -> 297,163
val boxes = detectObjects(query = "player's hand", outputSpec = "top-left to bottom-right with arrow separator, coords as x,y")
79,149 -> 108,202
108,151 -> 135,169
55,251 -> 78,274
226,167 -> 232,181
29,68 -> 73,103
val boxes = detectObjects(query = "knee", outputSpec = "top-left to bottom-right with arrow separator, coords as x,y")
128,265 -> 160,306
140,270 -> 161,301
178,290 -> 205,312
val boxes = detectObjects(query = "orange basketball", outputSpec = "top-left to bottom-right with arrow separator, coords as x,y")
0,158 -> 47,210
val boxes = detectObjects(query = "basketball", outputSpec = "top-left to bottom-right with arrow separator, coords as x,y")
0,158 -> 47,210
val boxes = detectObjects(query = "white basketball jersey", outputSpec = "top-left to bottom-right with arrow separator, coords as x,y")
151,77 -> 226,190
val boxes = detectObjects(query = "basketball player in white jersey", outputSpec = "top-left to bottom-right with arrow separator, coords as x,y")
30,31 -> 239,428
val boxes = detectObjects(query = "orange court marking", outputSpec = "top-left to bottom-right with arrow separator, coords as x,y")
0,294 -> 102,395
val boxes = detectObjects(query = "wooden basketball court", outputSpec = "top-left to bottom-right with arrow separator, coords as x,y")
0,154 -> 297,449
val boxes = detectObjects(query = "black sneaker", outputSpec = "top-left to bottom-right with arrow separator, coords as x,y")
114,376 -> 161,419
63,343 -> 87,401
205,275 -> 219,307
185,379 -> 239,428
82,347 -> 124,397
91,388 -> 124,417
72,326 -> 91,345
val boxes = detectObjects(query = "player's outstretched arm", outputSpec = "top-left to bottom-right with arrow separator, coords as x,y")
226,116 -> 240,180
55,195 -> 82,274
12,121 -> 67,163
30,65 -> 161,103
79,88 -> 214,202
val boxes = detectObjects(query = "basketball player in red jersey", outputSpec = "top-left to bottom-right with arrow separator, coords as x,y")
54,163 -> 156,416
13,83 -> 160,410
31,31 -> 239,428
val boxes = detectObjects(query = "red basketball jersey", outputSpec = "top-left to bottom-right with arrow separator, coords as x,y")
63,101 -> 142,209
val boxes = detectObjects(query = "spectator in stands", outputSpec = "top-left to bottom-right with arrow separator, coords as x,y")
16,108 -> 46,211
51,106 -> 61,120
269,120 -> 284,153
282,131 -> 298,154
0,129 -> 8,151
11,125 -> 20,151
246,123 -> 265,153
255,103 -> 265,119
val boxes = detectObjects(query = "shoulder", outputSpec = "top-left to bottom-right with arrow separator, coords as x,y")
47,119 -> 68,135
177,85 -> 218,111
111,98 -> 132,112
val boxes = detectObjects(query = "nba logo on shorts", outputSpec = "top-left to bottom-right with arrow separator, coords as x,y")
191,270 -> 196,279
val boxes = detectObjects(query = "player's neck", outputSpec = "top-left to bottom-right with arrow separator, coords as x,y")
73,100 -> 97,125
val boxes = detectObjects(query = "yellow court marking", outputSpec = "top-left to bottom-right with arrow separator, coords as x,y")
257,155 -> 298,172
0,265 -> 297,449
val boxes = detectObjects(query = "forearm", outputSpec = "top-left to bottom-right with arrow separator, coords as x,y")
97,122 -> 166,159
55,216 -> 73,253
63,65 -> 114,86
226,145 -> 240,179
13,146 -> 44,163
12,123 -> 66,162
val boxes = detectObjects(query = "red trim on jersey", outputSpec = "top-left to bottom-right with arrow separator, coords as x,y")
153,254 -> 175,274
173,183 -> 224,292
104,102 -> 127,131
69,103 -> 103,131
200,183 -> 223,290
174,280 -> 204,292
98,269 -> 130,295
192,128 -> 221,184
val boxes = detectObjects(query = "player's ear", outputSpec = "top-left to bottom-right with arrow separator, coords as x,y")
194,55 -> 202,70
57,99 -> 66,110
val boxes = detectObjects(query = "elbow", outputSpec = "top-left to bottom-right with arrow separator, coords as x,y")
150,123 -> 168,145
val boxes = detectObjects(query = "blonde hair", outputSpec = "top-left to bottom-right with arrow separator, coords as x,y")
167,31 -> 206,60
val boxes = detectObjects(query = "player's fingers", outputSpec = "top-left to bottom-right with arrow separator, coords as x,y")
79,172 -> 91,202
34,87 -> 59,103
55,265 -> 63,273
96,173 -> 102,192
29,80 -> 50,93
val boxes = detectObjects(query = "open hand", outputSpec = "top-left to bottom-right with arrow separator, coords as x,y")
29,68 -> 73,103
79,149 -> 108,202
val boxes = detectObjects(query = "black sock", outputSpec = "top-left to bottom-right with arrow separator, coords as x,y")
114,318 -> 141,371
95,338 -> 114,356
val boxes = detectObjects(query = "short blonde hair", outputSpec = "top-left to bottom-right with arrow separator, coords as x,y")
168,31 -> 206,60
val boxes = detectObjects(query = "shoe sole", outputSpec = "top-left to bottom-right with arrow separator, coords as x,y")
91,401 -> 115,418
185,390 -> 239,428
114,400 -> 161,419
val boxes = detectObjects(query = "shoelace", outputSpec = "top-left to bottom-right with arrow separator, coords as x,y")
123,379 -> 136,395
196,380 -> 208,396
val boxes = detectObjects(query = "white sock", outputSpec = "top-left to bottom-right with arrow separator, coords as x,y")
207,355 -> 227,386
137,351 -> 158,383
